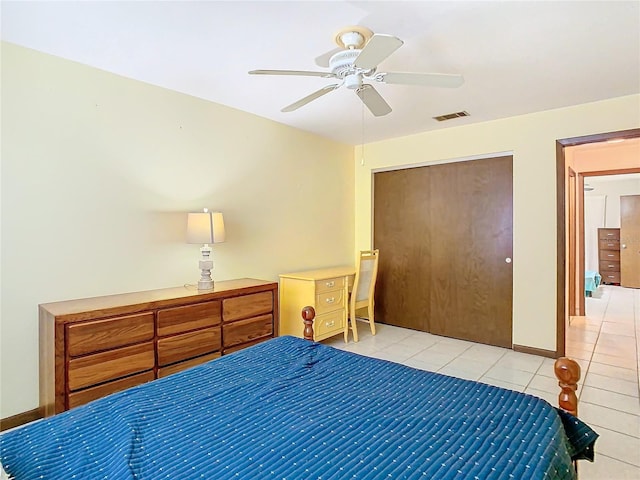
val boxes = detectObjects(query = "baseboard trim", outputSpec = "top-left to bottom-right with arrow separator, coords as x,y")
1,407 -> 43,431
513,344 -> 557,359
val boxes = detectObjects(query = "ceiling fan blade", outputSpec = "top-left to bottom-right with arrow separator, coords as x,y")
249,69 -> 336,78
380,72 -> 464,88
281,84 -> 341,112
315,48 -> 342,67
356,84 -> 392,117
354,34 -> 404,70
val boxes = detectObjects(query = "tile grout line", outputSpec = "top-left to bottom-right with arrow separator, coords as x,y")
578,285 -> 612,400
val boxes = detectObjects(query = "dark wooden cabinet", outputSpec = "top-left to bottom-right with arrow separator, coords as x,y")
40,278 -> 278,415
598,228 -> 621,284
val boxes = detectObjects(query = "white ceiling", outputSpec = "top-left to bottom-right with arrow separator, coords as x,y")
2,1 -> 639,145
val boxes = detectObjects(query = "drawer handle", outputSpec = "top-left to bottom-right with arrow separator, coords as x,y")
325,297 -> 335,304
609,264 -> 615,267
325,320 -> 335,327
607,243 -> 614,247
607,233 -> 614,236
607,254 -> 614,257
325,281 -> 335,288
608,275 -> 615,278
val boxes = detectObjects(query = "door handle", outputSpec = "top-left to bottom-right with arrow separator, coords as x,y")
621,244 -> 627,249
505,257 -> 512,264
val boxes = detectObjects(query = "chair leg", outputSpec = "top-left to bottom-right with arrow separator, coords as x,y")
350,305 -> 359,342
368,304 -> 376,335
343,316 -> 349,343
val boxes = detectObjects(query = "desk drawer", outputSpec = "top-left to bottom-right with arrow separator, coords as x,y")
316,277 -> 345,294
602,272 -> 621,284
315,289 -> 344,315
315,310 -> 345,339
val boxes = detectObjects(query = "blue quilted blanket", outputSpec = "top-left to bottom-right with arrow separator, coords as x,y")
1,336 -> 597,479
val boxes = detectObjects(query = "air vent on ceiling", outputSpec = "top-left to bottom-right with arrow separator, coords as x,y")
433,111 -> 469,122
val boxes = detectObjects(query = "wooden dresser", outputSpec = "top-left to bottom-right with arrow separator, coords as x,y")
279,266 -> 354,342
40,278 -> 278,416
598,228 -> 621,285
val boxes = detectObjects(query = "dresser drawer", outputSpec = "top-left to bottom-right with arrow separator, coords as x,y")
68,371 -> 155,409
598,228 -> 620,240
68,342 -> 155,391
224,337 -> 270,354
315,276 -> 345,294
67,312 -> 154,357
315,310 -> 345,340
158,352 -> 221,378
602,271 -> 621,284
599,261 -> 620,272
157,301 -> 221,336
600,249 -> 620,261
315,289 -> 344,315
157,327 -> 221,367
223,292 -> 273,323
223,314 -> 273,348
599,239 -> 620,251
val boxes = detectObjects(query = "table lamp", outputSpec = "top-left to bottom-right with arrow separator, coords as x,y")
187,208 -> 225,290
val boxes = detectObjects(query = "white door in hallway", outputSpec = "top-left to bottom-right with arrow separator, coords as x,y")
620,194 -> 640,288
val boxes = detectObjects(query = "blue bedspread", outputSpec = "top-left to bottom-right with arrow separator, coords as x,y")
1,336 -> 597,479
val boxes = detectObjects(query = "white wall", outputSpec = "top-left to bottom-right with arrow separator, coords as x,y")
0,43 -> 355,418
586,176 -> 640,227
354,95 -> 640,352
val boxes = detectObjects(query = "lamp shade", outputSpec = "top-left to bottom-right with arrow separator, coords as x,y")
187,211 -> 225,244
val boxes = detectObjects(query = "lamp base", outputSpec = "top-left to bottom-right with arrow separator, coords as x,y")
197,245 -> 214,291
198,279 -> 214,291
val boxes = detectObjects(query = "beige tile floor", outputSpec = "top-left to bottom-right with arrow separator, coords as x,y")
323,285 -> 639,479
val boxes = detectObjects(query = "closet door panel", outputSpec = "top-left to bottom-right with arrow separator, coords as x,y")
373,167 -> 431,331
429,157 -> 513,348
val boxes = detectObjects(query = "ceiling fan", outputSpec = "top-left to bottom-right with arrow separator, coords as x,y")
249,26 -> 464,117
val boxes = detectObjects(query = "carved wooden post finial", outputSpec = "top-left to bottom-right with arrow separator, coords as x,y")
554,357 -> 581,416
302,306 -> 316,341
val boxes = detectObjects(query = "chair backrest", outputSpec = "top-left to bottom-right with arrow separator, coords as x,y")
352,250 -> 380,303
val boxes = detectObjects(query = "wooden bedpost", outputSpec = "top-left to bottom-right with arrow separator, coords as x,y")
302,306 -> 316,341
554,357 -> 581,416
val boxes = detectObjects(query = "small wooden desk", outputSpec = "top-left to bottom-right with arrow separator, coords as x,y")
279,266 -> 355,341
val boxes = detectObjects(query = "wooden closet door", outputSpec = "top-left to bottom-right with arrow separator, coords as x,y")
373,156 -> 513,348
373,166 -> 431,331
620,195 -> 640,288
429,157 -> 513,348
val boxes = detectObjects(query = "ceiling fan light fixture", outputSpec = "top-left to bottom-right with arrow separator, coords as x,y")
345,73 -> 363,90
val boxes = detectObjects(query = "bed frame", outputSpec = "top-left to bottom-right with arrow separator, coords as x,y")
300,305 -> 580,416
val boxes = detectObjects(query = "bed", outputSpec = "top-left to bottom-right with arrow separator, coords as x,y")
1,309 -> 597,480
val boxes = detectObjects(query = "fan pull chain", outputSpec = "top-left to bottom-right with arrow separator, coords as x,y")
361,100 -> 365,166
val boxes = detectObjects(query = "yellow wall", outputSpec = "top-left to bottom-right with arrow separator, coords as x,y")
0,43 -> 354,418
354,95 -> 640,352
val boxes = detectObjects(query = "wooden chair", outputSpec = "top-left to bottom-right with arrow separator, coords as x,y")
345,249 -> 379,343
